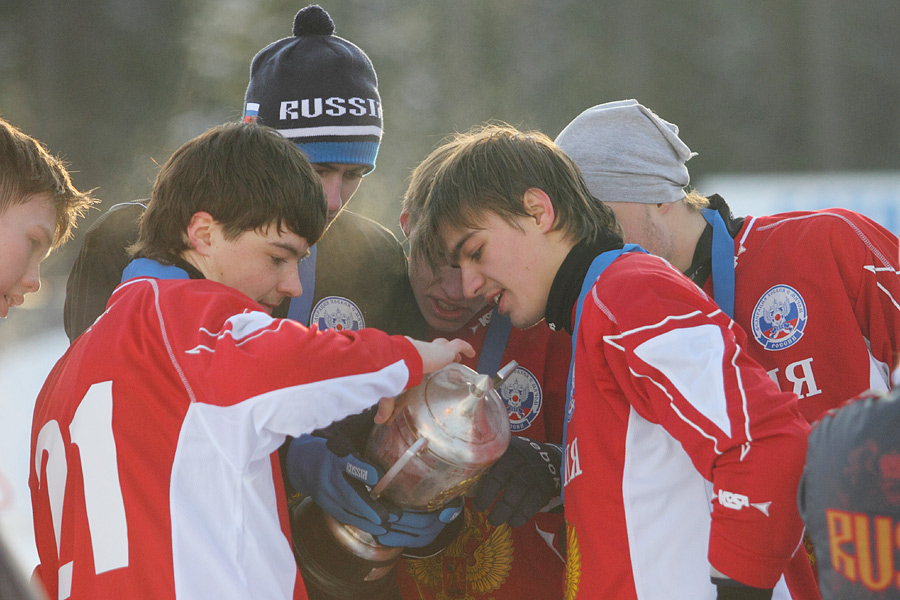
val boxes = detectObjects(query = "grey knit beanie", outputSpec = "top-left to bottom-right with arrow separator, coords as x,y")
555,99 -> 696,204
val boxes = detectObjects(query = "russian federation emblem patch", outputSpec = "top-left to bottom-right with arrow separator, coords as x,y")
498,366 -> 542,432
751,284 -> 808,351
310,296 -> 365,332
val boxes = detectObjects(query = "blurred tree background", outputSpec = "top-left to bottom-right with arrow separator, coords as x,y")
1,0 -> 898,345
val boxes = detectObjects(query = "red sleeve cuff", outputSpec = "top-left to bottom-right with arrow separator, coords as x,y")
709,527 -> 796,589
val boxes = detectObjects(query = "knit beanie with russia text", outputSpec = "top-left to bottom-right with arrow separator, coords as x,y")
243,5 -> 382,172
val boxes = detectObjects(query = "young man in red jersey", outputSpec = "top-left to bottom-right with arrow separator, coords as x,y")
393,140 -> 571,600
283,137 -> 570,600
557,100 -> 900,598
556,99 -> 900,422
29,122 -> 472,600
412,124 -> 813,599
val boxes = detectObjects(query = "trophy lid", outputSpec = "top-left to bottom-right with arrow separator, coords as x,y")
412,362 -> 511,466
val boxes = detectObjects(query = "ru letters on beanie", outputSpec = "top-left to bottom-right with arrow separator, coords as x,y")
243,4 -> 382,172
555,99 -> 697,204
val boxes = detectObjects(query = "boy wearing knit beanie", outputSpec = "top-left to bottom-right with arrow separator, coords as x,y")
556,100 -> 900,598
243,4 -> 383,222
64,5 -> 422,342
555,99 -> 899,436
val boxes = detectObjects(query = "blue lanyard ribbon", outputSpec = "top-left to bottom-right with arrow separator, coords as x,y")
287,244 -> 318,326
561,244 -> 645,501
701,208 -> 736,320
121,258 -> 190,282
475,307 -> 513,376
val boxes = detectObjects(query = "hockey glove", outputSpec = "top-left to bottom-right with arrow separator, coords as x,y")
286,430 -> 391,537
376,500 -> 464,548
473,436 -> 562,528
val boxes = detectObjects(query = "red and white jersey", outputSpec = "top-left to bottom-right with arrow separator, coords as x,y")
716,208 -> 900,422
397,309 -> 571,600
29,277 -> 423,600
563,252 -> 811,599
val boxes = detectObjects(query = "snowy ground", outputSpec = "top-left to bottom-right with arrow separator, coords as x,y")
0,326 -> 69,578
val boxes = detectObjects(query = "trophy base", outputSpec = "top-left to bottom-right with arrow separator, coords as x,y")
291,497 -> 403,600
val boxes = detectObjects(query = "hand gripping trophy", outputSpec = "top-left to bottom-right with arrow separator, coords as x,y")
293,362 -> 515,599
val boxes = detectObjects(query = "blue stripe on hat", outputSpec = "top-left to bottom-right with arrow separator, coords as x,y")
296,141 -> 379,173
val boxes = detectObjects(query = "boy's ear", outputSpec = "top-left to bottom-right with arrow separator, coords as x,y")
399,209 -> 411,239
522,188 -> 556,232
185,211 -> 216,255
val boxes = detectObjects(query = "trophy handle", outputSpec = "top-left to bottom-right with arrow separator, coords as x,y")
369,436 -> 427,500
492,360 -> 518,387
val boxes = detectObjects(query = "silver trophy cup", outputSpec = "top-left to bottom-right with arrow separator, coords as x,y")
292,361 -> 515,599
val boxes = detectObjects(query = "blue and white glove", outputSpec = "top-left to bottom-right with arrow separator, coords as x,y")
287,411 -> 463,546
286,432 -> 391,536
377,501 -> 463,548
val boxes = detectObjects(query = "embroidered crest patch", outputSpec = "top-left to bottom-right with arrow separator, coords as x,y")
498,366 -> 542,432
751,285 -> 808,351
310,296 -> 365,332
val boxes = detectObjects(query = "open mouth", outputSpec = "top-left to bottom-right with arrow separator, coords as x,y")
430,297 -> 469,320
428,296 -> 480,321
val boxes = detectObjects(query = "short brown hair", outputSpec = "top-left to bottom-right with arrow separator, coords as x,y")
0,117 -> 96,248
412,123 -> 622,268
402,137 -> 461,233
133,122 -> 327,262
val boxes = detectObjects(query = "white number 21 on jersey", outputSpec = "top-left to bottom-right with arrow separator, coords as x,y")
34,381 -> 129,600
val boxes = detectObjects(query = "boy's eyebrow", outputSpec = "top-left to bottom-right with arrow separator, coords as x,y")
449,230 -> 477,265
270,240 -> 304,259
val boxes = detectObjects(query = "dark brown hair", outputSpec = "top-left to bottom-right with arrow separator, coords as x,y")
133,122 -> 327,262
